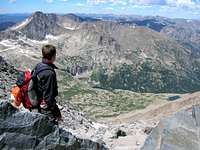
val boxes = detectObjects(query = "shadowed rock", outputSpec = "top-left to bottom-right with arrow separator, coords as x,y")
0,101 -> 108,150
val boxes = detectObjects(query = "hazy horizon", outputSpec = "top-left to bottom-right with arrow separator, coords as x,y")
0,11 -> 200,21
0,0 -> 200,20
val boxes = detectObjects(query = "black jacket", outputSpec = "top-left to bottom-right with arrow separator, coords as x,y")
32,59 -> 58,108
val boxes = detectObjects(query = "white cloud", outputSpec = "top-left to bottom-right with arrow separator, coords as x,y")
106,6 -> 114,9
110,0 -> 127,5
45,0 -> 68,3
0,8 -> 8,13
87,0 -> 127,6
87,0 -> 107,4
167,0 -> 194,6
192,11 -> 200,15
9,0 -> 16,3
76,3 -> 85,6
87,0 -> 165,5
87,0 -> 200,8
46,0 -> 54,3
129,0 -> 166,5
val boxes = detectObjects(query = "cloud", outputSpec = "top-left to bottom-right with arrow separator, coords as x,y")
76,3 -> 85,6
110,0 -> 127,5
45,0 -> 68,3
87,0 -> 107,4
9,0 -> 16,3
8,0 -> 69,4
46,0 -> 54,3
129,0 -> 166,5
166,0 -> 200,8
0,8 -> 9,13
106,6 -> 114,9
87,0 -> 165,5
87,0 -> 200,8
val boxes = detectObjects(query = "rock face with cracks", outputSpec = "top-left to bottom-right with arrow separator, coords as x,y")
142,105 -> 200,150
0,101 -> 107,150
0,56 -> 17,99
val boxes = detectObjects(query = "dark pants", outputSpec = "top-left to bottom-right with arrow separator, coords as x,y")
41,104 -> 62,125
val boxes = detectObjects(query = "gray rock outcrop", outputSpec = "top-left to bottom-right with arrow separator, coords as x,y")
0,101 -> 107,150
142,105 -> 200,150
0,56 -> 17,99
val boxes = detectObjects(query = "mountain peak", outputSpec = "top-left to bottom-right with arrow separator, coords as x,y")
62,13 -> 84,23
33,11 -> 44,16
8,11 -> 65,40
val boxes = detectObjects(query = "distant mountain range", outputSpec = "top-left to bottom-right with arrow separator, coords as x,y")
79,14 -> 200,57
0,12 -> 200,93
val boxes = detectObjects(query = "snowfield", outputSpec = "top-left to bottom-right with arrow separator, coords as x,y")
10,16 -> 33,31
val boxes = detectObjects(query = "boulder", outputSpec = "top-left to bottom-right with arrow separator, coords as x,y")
0,101 -> 108,150
142,105 -> 200,150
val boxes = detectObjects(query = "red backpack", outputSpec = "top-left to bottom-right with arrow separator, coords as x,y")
14,69 -> 39,109
12,67 -> 55,110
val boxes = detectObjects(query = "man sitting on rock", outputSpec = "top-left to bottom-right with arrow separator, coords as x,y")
32,44 -> 62,125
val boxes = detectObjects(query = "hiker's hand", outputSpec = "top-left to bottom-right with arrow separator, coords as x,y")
56,116 -> 63,122
40,100 -> 48,110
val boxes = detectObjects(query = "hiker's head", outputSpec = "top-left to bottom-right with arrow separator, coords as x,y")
42,44 -> 56,63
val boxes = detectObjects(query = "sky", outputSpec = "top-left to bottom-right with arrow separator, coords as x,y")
0,0 -> 200,19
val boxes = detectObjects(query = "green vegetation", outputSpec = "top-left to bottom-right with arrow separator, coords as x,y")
60,85 -> 95,100
59,83 -> 172,120
91,62 -> 200,93
91,68 -> 109,88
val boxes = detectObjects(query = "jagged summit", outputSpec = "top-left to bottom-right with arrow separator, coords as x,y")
10,11 -> 64,40
0,12 -> 103,41
0,11 -> 84,40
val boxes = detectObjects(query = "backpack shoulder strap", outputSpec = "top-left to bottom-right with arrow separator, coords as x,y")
35,68 -> 55,76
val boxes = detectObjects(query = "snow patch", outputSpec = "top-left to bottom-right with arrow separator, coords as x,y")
0,40 -> 16,47
92,122 -> 108,130
10,17 -> 33,31
45,34 -> 60,40
21,38 -> 48,44
29,39 -> 48,44
131,25 -> 136,29
64,26 -> 76,30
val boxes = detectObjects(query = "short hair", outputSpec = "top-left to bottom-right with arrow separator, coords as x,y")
42,45 -> 56,60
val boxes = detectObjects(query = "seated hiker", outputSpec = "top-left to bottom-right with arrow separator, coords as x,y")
11,44 -> 62,125
32,44 -> 62,124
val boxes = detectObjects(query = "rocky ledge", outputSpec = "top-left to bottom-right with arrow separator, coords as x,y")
0,101 -> 107,150
142,105 -> 200,150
